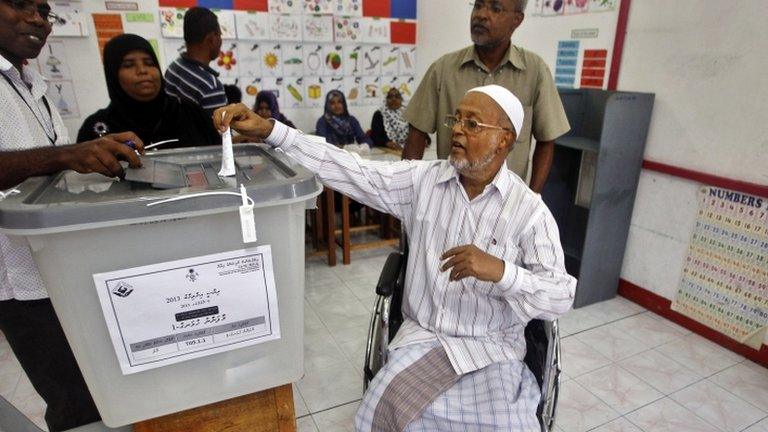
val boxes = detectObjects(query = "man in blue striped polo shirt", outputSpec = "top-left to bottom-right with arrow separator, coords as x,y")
164,7 -> 226,115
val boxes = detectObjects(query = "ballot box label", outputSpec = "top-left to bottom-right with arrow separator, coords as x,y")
94,245 -> 281,374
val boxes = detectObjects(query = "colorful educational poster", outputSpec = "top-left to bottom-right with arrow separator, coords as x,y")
214,10 -> 238,39
302,44 -> 324,75
554,40 -> 579,88
672,187 -> 768,350
326,76 -> 344,92
342,44 -> 363,75
580,49 -> 607,88
380,75 -> 399,96
589,0 -> 617,12
269,14 -> 302,41
360,17 -> 390,44
360,45 -> 382,76
261,76 -> 284,107
212,42 -> 240,78
335,0 -> 362,17
240,76 -> 262,107
268,0 -> 301,14
303,76 -> 325,108
238,42 -> 263,76
398,46 -> 416,75
334,16 -> 362,42
261,43 -> 284,76
564,0 -> 589,14
50,2 -> 89,37
281,44 -> 305,76
323,45 -> 344,77
303,14 -> 334,42
541,0 -> 565,16
342,76 -> 361,106
283,76 -> 306,108
159,7 -> 185,38
46,80 -> 79,118
396,75 -> 415,103
361,75 -> 381,105
37,41 -> 71,81
380,46 -> 399,76
302,0 -> 333,14
235,12 -> 269,40
93,13 -> 124,56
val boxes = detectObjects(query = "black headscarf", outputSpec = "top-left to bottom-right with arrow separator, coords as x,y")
79,33 -> 220,147
102,33 -> 166,138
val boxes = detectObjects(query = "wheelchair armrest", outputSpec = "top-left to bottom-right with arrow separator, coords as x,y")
376,252 -> 404,297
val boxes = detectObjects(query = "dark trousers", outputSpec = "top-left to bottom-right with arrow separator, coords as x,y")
0,299 -> 100,431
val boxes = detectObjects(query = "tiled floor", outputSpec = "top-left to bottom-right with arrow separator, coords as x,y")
1,244 -> 766,432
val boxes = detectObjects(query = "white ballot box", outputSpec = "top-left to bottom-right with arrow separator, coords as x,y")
0,145 -> 321,427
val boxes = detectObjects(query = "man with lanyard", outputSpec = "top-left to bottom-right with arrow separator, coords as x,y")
402,0 -> 570,193
0,1 -> 144,430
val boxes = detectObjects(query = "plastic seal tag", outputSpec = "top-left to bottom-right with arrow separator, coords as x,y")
239,184 -> 257,243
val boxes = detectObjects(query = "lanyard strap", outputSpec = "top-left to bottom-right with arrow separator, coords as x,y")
0,70 -> 57,145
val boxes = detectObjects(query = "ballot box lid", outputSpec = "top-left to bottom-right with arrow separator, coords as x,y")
0,144 -> 321,233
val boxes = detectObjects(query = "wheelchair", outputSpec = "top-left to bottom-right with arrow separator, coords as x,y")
363,242 -> 563,432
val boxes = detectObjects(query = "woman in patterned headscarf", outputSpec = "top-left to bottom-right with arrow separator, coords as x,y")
371,87 -> 409,150
315,90 -> 372,146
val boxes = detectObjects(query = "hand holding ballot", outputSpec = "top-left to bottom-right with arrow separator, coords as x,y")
213,104 -> 275,142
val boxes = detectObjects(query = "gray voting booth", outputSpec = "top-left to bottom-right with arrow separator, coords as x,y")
542,89 -> 654,308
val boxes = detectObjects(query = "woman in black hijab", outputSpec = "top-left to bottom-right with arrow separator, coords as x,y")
77,34 -> 220,147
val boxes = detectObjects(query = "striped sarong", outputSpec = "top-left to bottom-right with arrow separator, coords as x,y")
356,340 -> 540,431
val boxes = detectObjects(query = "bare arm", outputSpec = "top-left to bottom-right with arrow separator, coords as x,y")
401,125 -> 428,160
0,132 -> 144,190
529,140 -> 554,193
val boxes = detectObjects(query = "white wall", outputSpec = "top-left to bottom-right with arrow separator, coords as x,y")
618,0 -> 768,343
417,0 -> 768,345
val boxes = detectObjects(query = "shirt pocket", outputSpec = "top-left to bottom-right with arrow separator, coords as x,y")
485,234 -> 521,266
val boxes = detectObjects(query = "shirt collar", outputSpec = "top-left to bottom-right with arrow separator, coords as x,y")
460,43 -> 526,73
0,53 -> 13,72
0,53 -> 48,99
436,160 -> 513,197
180,53 -> 220,77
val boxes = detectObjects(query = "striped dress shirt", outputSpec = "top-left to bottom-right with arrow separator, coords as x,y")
164,56 -> 227,113
266,121 -> 576,375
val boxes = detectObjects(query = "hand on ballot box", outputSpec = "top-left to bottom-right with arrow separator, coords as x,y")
60,132 -> 145,179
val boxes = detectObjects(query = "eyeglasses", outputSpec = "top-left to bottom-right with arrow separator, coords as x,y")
444,115 -> 514,135
470,1 -> 517,15
3,0 -> 62,24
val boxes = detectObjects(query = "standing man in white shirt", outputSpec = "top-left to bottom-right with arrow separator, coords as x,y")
214,84 -> 575,431
0,1 -> 144,430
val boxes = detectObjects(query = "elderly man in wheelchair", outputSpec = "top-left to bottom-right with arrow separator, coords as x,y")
214,84 -> 576,431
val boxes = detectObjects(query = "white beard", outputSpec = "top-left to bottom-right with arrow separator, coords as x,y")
449,149 -> 496,178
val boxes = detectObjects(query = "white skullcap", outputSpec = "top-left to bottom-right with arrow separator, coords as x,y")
466,85 -> 524,135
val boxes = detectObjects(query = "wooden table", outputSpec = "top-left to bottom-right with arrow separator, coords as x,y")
308,148 -> 401,266
134,384 -> 295,432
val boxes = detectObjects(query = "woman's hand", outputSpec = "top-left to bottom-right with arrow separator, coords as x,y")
213,104 -> 274,140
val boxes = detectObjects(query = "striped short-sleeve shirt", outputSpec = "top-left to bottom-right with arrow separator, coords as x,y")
164,55 -> 227,114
